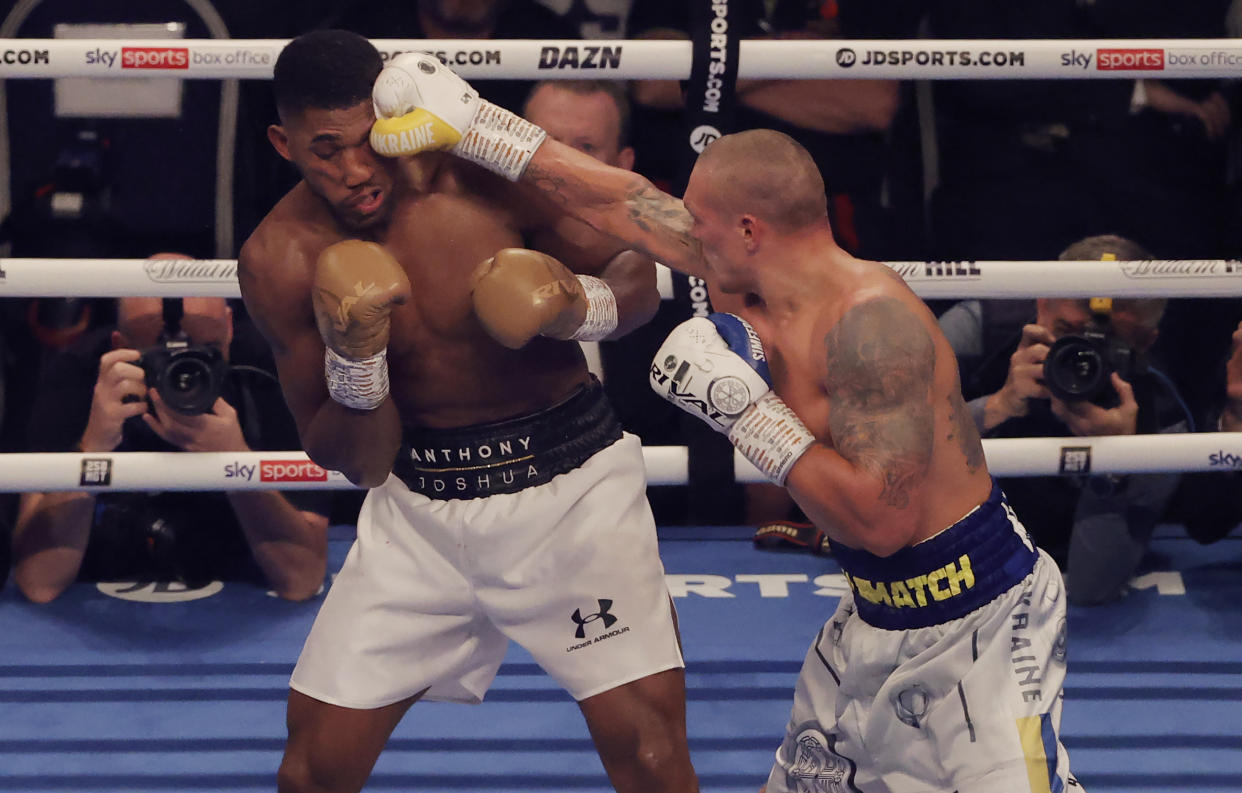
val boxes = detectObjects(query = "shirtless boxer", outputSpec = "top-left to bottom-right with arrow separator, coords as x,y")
237,31 -> 696,793
372,53 -> 1081,792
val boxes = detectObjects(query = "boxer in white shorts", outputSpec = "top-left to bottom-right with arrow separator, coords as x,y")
292,385 -> 684,707
363,55 -> 1086,791
238,30 -> 699,793
766,483 -> 1080,793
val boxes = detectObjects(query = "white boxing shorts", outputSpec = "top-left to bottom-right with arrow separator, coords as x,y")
290,383 -> 684,708
766,482 -> 1082,793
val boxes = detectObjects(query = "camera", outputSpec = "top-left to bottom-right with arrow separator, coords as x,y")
1042,320 -> 1142,409
139,338 -> 227,415
136,297 -> 228,415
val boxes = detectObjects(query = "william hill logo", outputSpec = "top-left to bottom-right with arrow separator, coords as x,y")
923,261 -> 981,278
1118,260 -> 1242,278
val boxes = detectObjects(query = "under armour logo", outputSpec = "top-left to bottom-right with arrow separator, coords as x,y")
571,599 -> 618,639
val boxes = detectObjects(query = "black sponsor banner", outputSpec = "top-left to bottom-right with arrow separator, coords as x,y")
676,1 -> 742,509
677,0 -> 739,196
672,0 -> 740,314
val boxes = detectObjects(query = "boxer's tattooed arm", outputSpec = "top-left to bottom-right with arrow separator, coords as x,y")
523,162 -> 703,269
623,183 -> 699,257
523,162 -> 572,207
947,389 -> 986,473
825,297 -> 935,508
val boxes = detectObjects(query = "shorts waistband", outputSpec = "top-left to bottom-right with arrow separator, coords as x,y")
832,481 -> 1038,630
392,380 -> 621,500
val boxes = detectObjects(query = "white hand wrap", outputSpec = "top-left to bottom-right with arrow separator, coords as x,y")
324,348 -> 389,411
456,100 -> 548,181
727,392 -> 815,485
568,275 -> 619,342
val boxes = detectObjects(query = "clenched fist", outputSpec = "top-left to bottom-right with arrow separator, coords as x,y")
471,248 -> 587,349
312,240 -> 411,359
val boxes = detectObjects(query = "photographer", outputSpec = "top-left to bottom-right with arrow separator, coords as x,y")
941,235 -> 1192,604
1161,319 -> 1242,546
11,259 -> 330,603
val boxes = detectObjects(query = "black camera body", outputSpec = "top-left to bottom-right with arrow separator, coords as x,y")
1042,322 -> 1142,409
139,336 -> 227,415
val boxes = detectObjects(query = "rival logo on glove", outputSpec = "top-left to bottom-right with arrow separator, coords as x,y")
648,313 -> 772,431
650,361 -> 728,426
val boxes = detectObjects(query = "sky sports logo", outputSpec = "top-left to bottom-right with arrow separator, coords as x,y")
1097,48 -> 1164,71
122,47 -> 189,69
225,460 -> 328,482
262,461 -> 327,482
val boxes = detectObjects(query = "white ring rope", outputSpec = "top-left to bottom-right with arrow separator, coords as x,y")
6,435 -> 1242,492
3,257 -> 1240,299
0,39 -> 1233,500
2,38 -> 1242,80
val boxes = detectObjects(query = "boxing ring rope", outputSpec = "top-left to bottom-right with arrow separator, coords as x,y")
2,256 -> 1239,486
3,38 -> 1242,80
7,432 -> 1242,492
2,36 -> 1238,490
5,257 -> 1242,299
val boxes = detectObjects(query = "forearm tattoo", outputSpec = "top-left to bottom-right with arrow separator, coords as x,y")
522,162 -> 571,207
623,183 -> 699,255
523,165 -> 701,265
825,297 -> 935,508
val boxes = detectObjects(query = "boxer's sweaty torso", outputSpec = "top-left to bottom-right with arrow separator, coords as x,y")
253,156 -> 591,431
740,258 -> 993,549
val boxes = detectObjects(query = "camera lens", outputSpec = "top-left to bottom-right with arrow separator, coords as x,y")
1043,336 -> 1107,402
159,352 -> 219,414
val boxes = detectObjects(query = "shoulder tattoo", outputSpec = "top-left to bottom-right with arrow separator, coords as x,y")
947,389 -> 986,473
825,297 -> 935,508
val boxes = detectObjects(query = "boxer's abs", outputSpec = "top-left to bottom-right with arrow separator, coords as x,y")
377,202 -> 594,429
386,320 -> 593,430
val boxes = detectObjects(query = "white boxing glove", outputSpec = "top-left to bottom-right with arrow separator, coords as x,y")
370,52 -> 546,181
651,313 -> 815,485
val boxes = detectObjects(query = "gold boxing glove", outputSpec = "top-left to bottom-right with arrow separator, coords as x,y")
471,248 -> 617,349
312,240 -> 411,409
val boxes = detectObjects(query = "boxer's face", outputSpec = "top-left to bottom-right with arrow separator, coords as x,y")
270,101 -> 396,231
684,169 -> 748,293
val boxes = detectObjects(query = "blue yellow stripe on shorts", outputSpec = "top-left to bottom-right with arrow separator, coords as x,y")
1017,713 -> 1065,793
830,480 -> 1038,630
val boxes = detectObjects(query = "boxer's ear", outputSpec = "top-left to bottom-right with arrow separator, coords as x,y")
267,124 -> 292,162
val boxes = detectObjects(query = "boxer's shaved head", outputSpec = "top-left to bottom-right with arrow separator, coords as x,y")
274,29 -> 383,121
697,130 -> 827,231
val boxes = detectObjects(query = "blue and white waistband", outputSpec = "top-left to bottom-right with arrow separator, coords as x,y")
831,482 -> 1038,630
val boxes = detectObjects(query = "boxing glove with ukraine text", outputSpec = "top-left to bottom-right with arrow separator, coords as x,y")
651,313 -> 814,484
313,240 -> 411,409
472,248 -> 617,349
371,52 -> 546,181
